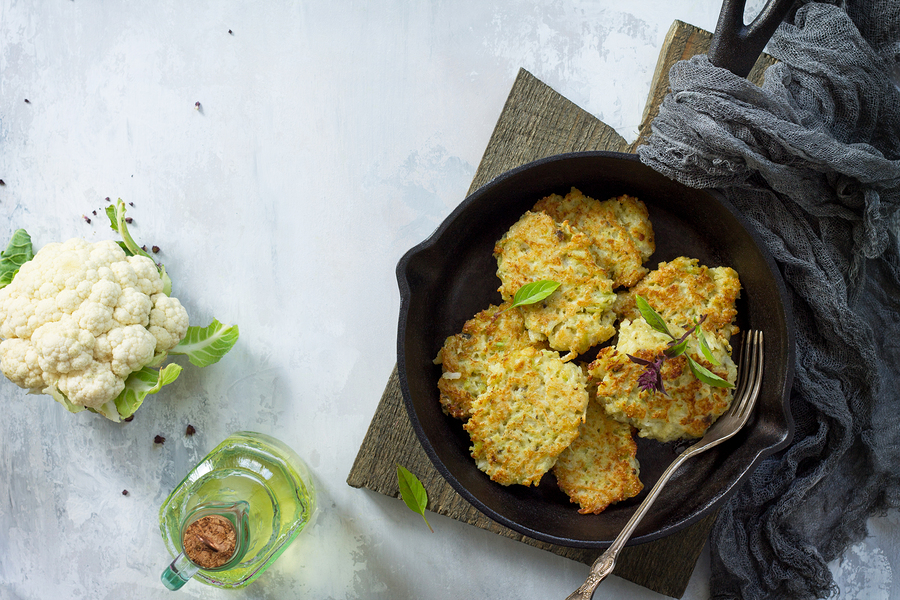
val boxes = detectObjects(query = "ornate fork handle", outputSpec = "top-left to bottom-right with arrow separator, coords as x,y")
566,553 -> 616,600
566,330 -> 762,600
565,448 -> 696,600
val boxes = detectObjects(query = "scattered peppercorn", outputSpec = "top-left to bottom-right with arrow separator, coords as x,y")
122,489 -> 129,496
129,202 -> 134,206
141,245 -> 148,252
152,245 -> 160,253
92,209 -> 97,215
83,215 -> 91,224
228,29 -> 233,35
105,196 -> 111,202
125,217 -> 133,224
185,424 -> 196,436
0,180 -> 5,185
154,435 -> 166,444
194,101 -> 201,110
24,99 -> 30,104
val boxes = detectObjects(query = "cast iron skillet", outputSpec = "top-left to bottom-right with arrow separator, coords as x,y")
396,0 -> 796,549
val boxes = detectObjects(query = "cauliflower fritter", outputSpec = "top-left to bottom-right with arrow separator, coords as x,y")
615,256 -> 741,340
464,346 -> 589,486
588,318 -> 737,442
433,302 -> 541,420
553,394 -> 643,514
533,188 -> 654,288
494,211 -> 616,359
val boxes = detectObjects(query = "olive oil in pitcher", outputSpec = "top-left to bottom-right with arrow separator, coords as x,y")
159,431 -> 316,589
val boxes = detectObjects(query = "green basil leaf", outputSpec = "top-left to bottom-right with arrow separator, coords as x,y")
635,295 -> 673,339
665,338 -> 689,358
0,229 -> 34,288
510,280 -> 561,308
397,464 -> 433,532
687,356 -> 733,388
169,320 -> 240,367
696,328 -> 722,366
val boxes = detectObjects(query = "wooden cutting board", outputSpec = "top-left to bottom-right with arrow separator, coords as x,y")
347,20 -> 773,599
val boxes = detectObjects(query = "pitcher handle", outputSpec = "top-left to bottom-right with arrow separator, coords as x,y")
161,552 -> 200,591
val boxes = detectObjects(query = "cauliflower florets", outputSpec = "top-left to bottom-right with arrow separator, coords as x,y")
106,324 -> 157,378
0,238 -> 190,409
32,316 -> 96,375
0,338 -> 44,390
148,294 -> 190,353
57,361 -> 125,409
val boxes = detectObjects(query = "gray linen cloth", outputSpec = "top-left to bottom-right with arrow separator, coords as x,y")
637,1 -> 900,598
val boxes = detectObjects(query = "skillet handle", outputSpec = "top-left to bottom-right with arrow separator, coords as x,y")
707,0 -> 797,78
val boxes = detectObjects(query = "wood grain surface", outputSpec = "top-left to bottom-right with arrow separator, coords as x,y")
347,20 -> 773,599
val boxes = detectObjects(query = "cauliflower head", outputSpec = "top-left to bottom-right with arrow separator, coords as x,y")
0,238 -> 189,409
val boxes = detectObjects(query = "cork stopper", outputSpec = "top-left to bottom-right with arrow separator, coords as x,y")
182,514 -> 237,569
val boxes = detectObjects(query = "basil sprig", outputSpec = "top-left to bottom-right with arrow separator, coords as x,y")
628,295 -> 733,392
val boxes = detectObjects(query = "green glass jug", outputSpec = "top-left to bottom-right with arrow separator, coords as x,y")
159,431 -> 316,589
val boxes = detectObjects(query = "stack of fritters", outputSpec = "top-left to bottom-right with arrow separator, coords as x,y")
463,346 -> 589,487
435,188 -> 741,515
434,303 -> 539,420
589,318 -> 737,442
591,257 -> 741,441
552,387 -> 643,514
494,212 -> 617,359
613,256 -> 741,340
533,188 -> 654,289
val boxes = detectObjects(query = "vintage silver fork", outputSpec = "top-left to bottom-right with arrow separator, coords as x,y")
566,330 -> 764,600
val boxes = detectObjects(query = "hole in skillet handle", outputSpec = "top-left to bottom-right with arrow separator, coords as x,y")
707,0 -> 798,78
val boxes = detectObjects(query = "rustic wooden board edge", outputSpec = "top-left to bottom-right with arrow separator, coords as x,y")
469,69 -> 628,194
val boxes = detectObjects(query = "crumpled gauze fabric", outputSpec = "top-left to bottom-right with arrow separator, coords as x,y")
637,1 -> 900,599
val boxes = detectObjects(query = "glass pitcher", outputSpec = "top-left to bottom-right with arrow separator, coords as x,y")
159,431 -> 317,589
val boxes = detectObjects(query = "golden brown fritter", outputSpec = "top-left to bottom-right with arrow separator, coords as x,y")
533,188 -> 654,288
433,303 -> 540,420
552,395 -> 643,514
588,318 -> 737,442
614,256 -> 741,340
605,194 -> 655,263
494,211 -> 617,359
464,346 -> 589,486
